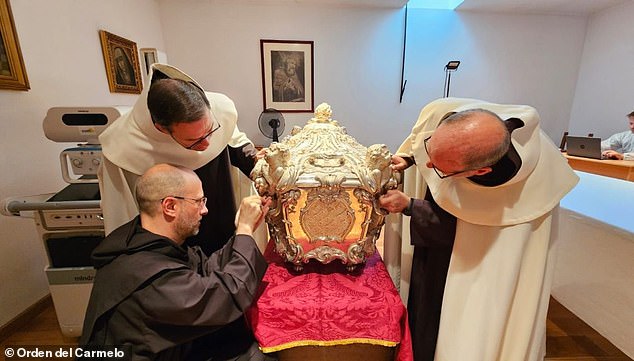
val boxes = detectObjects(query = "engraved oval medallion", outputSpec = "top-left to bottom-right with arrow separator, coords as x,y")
300,190 -> 355,243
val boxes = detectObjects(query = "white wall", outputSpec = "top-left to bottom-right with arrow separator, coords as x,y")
569,1 -> 634,138
156,1 -> 409,150
157,1 -> 587,151
403,9 -> 587,141
0,0 -> 164,327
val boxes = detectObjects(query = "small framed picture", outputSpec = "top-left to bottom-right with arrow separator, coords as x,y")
260,39 -> 314,113
0,0 -> 29,91
99,30 -> 142,94
139,48 -> 158,76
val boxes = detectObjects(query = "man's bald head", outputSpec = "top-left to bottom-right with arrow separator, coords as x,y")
429,109 -> 510,173
135,163 -> 198,216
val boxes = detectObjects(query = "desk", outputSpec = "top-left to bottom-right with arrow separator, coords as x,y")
553,171 -> 634,358
563,153 -> 634,181
247,245 -> 413,361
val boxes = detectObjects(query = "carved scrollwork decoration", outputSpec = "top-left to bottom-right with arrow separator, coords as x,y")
250,103 -> 402,271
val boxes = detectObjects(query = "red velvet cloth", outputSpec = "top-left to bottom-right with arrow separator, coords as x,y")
246,244 -> 413,361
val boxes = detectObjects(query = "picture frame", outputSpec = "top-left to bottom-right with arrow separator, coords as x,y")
139,47 -> 158,76
0,0 -> 29,91
99,30 -> 142,94
260,39 -> 314,112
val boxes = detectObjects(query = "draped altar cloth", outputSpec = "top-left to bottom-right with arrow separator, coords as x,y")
246,244 -> 413,361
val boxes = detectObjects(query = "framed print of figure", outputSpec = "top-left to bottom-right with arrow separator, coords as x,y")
261,39 -> 314,112
140,47 -> 158,76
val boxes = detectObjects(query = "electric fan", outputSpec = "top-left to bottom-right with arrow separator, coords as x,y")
258,108 -> 285,143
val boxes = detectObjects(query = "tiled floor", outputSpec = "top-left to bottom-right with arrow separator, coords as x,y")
1,297 -> 631,360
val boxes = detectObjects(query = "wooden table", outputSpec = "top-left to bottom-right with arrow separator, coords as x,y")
563,153 -> 634,181
276,344 -> 395,361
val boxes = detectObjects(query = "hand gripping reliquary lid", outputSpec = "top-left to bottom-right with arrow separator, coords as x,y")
251,103 -> 401,271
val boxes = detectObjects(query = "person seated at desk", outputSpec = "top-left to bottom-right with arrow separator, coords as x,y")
79,163 -> 274,361
601,111 -> 634,160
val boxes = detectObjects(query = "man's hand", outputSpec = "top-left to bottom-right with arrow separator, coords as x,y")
255,148 -> 267,160
235,195 -> 272,236
390,155 -> 411,172
378,189 -> 411,214
602,150 -> 624,160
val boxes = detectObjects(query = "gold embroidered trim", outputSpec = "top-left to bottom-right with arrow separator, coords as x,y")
260,338 -> 398,353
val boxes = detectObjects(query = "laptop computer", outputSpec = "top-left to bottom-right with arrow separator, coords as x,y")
566,136 -> 603,159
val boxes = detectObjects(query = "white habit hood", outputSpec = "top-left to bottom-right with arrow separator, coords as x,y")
399,97 -> 578,226
99,63 -> 250,175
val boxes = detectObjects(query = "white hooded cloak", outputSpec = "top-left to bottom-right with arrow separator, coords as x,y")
98,63 -> 251,235
397,98 -> 578,361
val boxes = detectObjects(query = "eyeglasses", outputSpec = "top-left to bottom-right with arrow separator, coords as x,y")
161,195 -> 207,208
177,121 -> 222,150
423,136 -> 478,179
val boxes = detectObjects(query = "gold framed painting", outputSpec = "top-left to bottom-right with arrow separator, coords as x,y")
0,0 -> 29,91
99,30 -> 142,94
260,39 -> 314,113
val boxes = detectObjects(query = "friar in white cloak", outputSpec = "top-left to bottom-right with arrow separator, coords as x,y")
99,63 -> 257,255
381,98 -> 579,361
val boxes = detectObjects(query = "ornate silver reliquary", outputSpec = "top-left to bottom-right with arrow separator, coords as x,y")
251,103 -> 400,271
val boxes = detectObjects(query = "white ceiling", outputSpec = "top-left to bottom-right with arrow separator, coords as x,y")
253,0 -> 630,16
456,0 -> 630,16
241,0 -> 408,8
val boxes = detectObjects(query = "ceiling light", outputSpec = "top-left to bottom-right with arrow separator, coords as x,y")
408,0 -> 465,10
